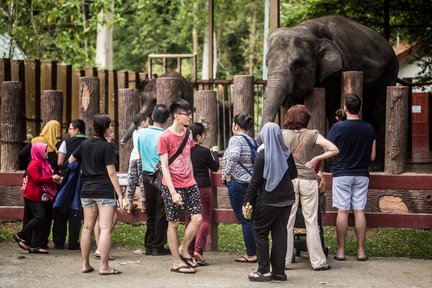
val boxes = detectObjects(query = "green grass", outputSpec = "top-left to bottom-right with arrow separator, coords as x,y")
1,221 -> 431,259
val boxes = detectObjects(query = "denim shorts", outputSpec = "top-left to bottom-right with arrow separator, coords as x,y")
332,176 -> 369,211
81,198 -> 118,208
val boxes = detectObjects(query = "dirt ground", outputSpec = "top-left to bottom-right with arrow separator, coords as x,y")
0,241 -> 431,288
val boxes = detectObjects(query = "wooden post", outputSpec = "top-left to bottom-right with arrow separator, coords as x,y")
24,59 -> 40,140
385,86 -> 409,174
304,88 -> 326,136
233,75 -> 254,136
79,77 -> 100,136
194,90 -> 217,147
41,90 -> 63,128
57,63 -> 72,130
1,81 -> 24,172
269,0 -> 280,33
156,77 -> 180,126
118,88 -> 140,172
341,71 -> 363,118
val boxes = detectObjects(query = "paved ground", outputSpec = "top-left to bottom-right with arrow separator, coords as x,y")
1,241 -> 431,288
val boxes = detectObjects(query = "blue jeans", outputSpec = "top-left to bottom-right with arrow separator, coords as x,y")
227,180 -> 256,256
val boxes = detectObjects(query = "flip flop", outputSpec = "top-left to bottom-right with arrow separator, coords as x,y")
170,265 -> 195,274
82,266 -> 95,273
235,256 -> 258,263
248,272 -> 272,282
180,255 -> 197,268
13,234 -> 29,251
94,253 -> 115,260
357,256 -> 369,261
334,255 -> 346,261
193,252 -> 209,266
28,247 -> 49,254
99,268 -> 122,275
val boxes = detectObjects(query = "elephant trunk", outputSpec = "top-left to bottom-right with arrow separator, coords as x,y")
260,72 -> 293,130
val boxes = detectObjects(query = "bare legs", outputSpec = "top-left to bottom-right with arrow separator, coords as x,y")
335,209 -> 367,258
81,205 -> 98,273
80,205 -> 117,274
353,210 -> 367,258
167,214 -> 202,271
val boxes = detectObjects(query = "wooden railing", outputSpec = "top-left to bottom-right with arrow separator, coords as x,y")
1,171 -> 431,251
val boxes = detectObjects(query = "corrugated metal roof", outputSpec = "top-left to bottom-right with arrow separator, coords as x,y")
0,34 -> 26,59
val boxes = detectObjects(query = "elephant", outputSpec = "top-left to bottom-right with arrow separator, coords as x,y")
122,70 -> 194,143
260,15 -> 399,169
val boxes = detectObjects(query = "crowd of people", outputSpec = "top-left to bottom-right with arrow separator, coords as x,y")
13,93 -> 375,281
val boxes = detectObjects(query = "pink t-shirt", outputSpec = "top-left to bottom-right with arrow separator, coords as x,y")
158,128 -> 196,188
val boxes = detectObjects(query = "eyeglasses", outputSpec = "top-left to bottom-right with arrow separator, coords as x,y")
68,127 -> 75,131
177,112 -> 192,117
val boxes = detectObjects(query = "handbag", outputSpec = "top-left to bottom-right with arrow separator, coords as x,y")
146,128 -> 190,189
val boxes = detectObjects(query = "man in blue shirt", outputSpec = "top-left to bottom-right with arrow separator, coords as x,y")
137,104 -> 170,256
327,93 -> 376,262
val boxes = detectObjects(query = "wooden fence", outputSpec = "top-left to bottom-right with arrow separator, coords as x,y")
0,58 -> 144,141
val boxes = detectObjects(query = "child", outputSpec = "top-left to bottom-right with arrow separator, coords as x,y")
126,113 -> 149,213
13,142 -> 61,254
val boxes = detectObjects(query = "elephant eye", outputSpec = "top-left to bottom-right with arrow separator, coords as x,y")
292,60 -> 303,74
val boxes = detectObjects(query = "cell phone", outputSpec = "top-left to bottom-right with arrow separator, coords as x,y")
116,200 -> 120,208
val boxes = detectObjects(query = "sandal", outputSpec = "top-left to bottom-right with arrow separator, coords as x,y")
170,265 -> 195,274
99,268 -> 122,275
180,255 -> 197,268
13,234 -> 29,251
94,253 -> 115,260
235,256 -> 257,263
28,247 -> 49,254
194,252 -> 209,266
248,272 -> 272,282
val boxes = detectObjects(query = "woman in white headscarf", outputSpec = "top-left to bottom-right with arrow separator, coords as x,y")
243,122 -> 297,282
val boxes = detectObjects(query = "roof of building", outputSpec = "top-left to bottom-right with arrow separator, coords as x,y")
0,34 -> 26,60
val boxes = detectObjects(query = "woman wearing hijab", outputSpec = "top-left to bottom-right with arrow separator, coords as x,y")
243,122 -> 297,282
31,120 -> 62,173
13,142 -> 61,254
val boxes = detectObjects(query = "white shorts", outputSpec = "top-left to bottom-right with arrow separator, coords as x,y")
332,176 -> 369,210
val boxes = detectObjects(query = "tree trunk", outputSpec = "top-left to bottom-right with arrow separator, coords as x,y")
1,81 -> 24,172
194,90 -> 217,148
41,90 -> 63,128
233,75 -> 254,137
341,71 -> 363,118
79,77 -> 100,136
95,0 -> 114,69
118,88 -> 140,172
385,86 -> 409,174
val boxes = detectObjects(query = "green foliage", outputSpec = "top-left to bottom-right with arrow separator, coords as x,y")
0,0 -> 121,68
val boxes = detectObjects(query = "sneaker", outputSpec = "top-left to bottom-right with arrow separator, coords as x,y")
314,264 -> 331,271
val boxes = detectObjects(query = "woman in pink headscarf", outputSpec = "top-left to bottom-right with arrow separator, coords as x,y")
13,142 -> 61,254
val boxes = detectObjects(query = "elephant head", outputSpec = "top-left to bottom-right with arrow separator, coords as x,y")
122,70 -> 193,143
260,26 -> 343,129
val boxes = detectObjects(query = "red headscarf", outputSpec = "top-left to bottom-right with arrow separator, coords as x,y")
30,142 -> 56,197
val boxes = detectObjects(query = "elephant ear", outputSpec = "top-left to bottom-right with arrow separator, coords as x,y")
317,39 -> 344,82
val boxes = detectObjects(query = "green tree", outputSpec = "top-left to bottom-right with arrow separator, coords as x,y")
0,0 -> 121,68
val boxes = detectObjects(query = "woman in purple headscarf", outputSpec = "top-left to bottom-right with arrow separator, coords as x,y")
243,122 -> 297,282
